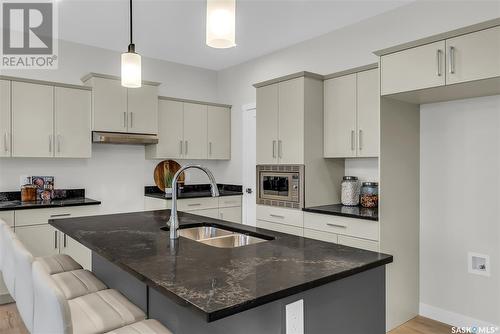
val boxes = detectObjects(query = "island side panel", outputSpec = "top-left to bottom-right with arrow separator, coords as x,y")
149,266 -> 386,334
92,253 -> 148,313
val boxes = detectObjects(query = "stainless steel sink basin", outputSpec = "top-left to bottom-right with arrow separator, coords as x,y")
174,225 -> 272,248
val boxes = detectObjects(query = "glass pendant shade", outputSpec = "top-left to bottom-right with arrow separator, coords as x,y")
121,45 -> 142,88
206,0 -> 236,49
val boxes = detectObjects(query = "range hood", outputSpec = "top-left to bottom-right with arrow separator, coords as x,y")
92,132 -> 158,145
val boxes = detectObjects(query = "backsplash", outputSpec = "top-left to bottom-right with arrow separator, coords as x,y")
344,158 -> 379,182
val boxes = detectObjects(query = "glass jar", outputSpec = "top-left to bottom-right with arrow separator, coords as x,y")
360,182 -> 379,208
341,176 -> 360,206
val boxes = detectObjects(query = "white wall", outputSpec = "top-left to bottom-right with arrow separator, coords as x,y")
0,39 -> 228,213
420,95 -> 500,327
217,0 -> 500,185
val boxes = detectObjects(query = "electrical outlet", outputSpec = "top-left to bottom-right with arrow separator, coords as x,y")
286,299 -> 304,334
468,252 -> 490,276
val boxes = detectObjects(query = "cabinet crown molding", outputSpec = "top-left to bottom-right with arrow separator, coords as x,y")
0,75 -> 91,91
253,71 -> 323,88
158,96 -> 231,109
81,72 -> 161,86
373,18 -> 500,56
323,63 -> 378,80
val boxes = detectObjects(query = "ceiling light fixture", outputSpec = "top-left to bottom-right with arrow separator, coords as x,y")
206,0 -> 236,49
121,0 -> 141,88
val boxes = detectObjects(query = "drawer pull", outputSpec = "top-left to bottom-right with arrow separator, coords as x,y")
270,214 -> 285,219
326,223 -> 347,229
50,213 -> 71,218
54,231 -> 58,249
187,203 -> 202,207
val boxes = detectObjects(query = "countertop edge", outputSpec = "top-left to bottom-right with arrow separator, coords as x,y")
144,192 -> 243,200
0,199 -> 101,211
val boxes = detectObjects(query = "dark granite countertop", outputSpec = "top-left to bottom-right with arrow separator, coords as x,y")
50,210 -> 392,322
145,184 -> 243,200
0,189 -> 101,211
303,204 -> 378,221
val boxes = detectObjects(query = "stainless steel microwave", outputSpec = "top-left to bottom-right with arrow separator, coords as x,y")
256,165 -> 304,209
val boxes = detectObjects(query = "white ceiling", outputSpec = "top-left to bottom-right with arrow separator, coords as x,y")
58,0 -> 412,70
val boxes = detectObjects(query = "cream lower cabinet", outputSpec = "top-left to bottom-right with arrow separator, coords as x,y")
218,206 -> 242,223
256,205 -> 304,236
256,220 -> 303,237
446,25 -> 500,85
61,234 -> 92,270
324,67 -> 379,158
338,235 -> 379,252
0,80 -> 11,157
0,211 -> 13,302
381,41 -> 446,95
0,211 -> 14,227
15,224 -> 60,257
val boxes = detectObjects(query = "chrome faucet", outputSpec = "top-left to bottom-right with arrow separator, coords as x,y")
168,165 -> 220,239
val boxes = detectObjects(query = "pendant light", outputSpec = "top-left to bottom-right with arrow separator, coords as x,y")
121,0 -> 141,88
206,0 -> 236,49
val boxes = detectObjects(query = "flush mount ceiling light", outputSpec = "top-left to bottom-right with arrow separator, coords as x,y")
121,0 -> 141,88
206,0 -> 236,49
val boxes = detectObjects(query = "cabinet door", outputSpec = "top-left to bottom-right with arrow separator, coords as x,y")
256,84 -> 279,164
256,219 -> 303,237
324,74 -> 357,158
61,234 -> 92,270
0,80 -> 11,157
446,26 -> 500,85
54,87 -> 91,158
183,103 -> 207,159
147,100 -> 184,159
186,208 -> 220,219
12,82 -> 54,157
127,85 -> 158,134
338,235 -> 379,252
92,77 -> 127,133
219,206 -> 241,223
356,69 -> 379,157
381,41 -> 446,95
278,78 -> 304,164
207,106 -> 231,160
0,211 -> 14,227
15,225 -> 59,257
304,228 -> 338,244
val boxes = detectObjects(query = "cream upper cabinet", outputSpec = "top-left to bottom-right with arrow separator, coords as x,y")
278,78 -> 304,164
207,106 -> 231,160
183,103 -> 208,159
90,77 -> 128,133
127,84 -> 158,134
446,26 -> 500,85
12,82 -> 54,158
54,87 -> 92,158
381,41 -> 446,95
256,83 -> 279,164
324,74 -> 357,158
356,69 -> 380,157
146,99 -> 184,159
0,80 -> 11,157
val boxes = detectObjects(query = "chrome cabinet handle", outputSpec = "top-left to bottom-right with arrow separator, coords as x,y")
278,140 -> 282,158
130,112 -> 133,128
326,223 -> 347,229
123,112 -> 127,128
187,203 -> 201,207
54,231 -> 58,249
272,140 -> 276,158
57,135 -> 61,153
270,214 -> 285,219
358,129 -> 363,151
436,49 -> 443,76
449,46 -> 456,74
209,142 -> 212,156
50,213 -> 71,218
49,135 -> 52,153
179,140 -> 183,155
351,130 -> 355,151
185,141 -> 188,155
3,133 -> 8,152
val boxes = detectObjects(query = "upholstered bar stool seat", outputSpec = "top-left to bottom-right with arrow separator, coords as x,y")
51,269 -> 108,300
38,254 -> 83,275
105,319 -> 173,334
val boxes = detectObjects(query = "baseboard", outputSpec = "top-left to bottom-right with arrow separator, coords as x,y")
420,303 -> 499,329
0,293 -> 14,305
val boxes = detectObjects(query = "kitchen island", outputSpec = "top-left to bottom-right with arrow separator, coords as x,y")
50,210 -> 393,334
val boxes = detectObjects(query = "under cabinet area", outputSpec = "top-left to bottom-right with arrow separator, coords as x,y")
323,66 -> 379,158
0,77 -> 92,159
82,73 -> 160,135
146,97 -> 231,160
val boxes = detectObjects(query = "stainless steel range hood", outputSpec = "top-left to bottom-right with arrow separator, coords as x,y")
92,132 -> 159,145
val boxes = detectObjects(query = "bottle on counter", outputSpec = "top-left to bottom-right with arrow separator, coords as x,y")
341,176 -> 360,206
360,182 -> 379,208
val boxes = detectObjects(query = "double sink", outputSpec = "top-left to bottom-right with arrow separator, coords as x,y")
163,223 -> 274,248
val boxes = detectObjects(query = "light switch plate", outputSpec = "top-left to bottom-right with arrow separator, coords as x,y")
468,252 -> 490,276
286,299 -> 304,334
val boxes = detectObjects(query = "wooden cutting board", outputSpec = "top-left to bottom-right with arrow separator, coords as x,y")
153,160 -> 184,191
